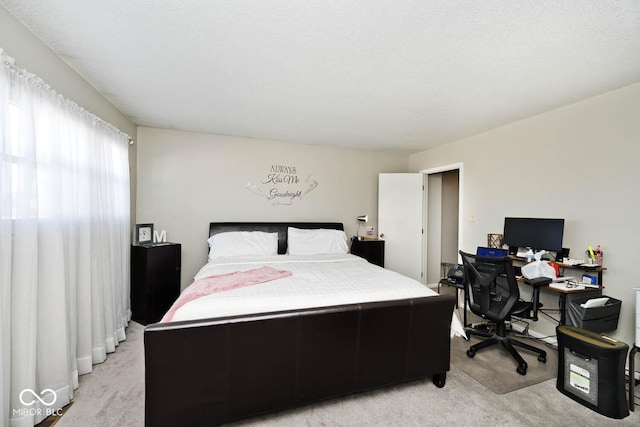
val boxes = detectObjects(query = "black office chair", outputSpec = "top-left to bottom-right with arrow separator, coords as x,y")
459,250 -> 547,375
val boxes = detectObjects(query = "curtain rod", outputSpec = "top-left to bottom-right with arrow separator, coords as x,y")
1,47 -> 133,144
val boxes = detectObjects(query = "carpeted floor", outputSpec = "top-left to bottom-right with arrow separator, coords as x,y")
49,321 -> 639,427
450,333 -> 558,394
53,322 -> 145,427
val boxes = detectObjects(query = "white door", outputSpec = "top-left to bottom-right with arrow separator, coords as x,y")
378,173 -> 424,282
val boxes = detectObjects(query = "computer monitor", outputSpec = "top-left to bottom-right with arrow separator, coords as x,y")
502,217 -> 564,255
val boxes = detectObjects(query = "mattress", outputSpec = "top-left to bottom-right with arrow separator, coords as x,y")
171,253 -> 465,337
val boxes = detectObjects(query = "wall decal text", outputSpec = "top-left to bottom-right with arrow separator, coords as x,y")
247,164 -> 318,206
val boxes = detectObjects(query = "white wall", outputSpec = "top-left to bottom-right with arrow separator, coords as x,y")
136,127 -> 410,288
410,82 -> 640,347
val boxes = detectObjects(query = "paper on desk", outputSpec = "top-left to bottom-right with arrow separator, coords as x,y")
553,276 -> 577,282
549,282 -> 585,291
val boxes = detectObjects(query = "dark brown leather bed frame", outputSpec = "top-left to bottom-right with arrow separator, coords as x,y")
144,222 -> 456,426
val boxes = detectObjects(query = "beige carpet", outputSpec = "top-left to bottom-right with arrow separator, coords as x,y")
54,321 -> 145,427
450,332 -> 558,394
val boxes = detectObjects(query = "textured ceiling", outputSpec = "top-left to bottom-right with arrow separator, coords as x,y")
2,0 -> 640,151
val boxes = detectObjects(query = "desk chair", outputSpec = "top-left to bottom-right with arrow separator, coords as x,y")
459,251 -> 547,375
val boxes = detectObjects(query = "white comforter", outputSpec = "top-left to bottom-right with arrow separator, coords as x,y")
172,253 -> 465,337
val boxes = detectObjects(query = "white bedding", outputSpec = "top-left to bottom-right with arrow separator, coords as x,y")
172,253 -> 465,337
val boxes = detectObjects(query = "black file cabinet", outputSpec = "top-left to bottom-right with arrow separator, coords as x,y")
131,243 -> 181,325
350,238 -> 385,268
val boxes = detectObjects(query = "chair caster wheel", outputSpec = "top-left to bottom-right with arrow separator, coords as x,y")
538,355 -> 546,363
466,349 -> 475,358
517,365 -> 527,375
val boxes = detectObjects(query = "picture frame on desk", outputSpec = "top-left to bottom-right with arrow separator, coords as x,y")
134,223 -> 154,246
366,226 -> 375,237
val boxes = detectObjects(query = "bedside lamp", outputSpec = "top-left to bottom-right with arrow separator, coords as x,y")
357,215 -> 368,239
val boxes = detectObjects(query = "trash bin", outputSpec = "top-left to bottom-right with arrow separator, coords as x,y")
556,325 -> 629,419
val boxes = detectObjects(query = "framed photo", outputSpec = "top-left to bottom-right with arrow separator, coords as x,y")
366,226 -> 375,237
135,223 -> 154,245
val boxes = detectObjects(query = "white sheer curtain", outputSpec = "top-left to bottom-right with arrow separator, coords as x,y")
0,48 -> 131,427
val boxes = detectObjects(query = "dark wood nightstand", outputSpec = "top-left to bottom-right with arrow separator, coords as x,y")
131,243 -> 181,325
350,237 -> 385,267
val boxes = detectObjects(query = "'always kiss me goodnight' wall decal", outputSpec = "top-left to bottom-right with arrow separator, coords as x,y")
246,164 -> 318,206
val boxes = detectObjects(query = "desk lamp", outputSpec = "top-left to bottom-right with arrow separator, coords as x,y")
357,215 -> 368,239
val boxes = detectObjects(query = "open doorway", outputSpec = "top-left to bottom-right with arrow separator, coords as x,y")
377,166 -> 462,285
425,168 -> 460,285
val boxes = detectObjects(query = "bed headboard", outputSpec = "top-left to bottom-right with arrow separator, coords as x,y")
208,222 -> 344,255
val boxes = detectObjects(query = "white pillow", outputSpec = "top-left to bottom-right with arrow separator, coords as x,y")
287,227 -> 348,255
208,231 -> 278,260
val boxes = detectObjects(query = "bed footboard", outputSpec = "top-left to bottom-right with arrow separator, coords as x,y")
144,294 -> 456,426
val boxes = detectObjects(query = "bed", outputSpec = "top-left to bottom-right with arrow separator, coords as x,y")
144,222 -> 457,427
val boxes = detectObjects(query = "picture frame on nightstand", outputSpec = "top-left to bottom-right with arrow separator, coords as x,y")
134,223 -> 154,246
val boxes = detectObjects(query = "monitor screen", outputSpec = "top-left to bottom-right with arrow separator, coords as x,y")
502,217 -> 564,253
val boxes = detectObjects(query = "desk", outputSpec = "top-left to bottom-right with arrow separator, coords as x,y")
438,262 -> 467,324
511,256 -> 607,325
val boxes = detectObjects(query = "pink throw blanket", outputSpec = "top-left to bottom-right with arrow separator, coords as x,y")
161,266 -> 292,322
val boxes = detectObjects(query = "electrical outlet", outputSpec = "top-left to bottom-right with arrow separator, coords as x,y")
469,214 -> 476,222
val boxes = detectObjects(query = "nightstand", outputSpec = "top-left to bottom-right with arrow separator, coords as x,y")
131,243 -> 181,325
350,238 -> 385,267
